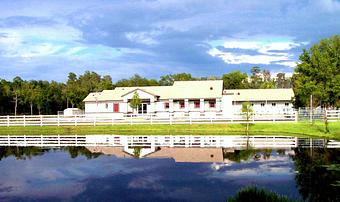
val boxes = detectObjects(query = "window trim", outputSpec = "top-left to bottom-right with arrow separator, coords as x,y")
194,100 -> 200,108
179,101 -> 185,109
209,100 -> 216,108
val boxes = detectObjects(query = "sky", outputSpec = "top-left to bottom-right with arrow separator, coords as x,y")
0,0 -> 339,82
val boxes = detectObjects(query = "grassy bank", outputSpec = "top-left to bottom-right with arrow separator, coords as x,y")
0,121 -> 340,139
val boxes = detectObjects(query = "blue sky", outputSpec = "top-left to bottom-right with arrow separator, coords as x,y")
0,0 -> 339,82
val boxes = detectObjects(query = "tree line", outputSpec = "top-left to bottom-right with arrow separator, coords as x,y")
0,68 -> 292,115
0,35 -> 338,115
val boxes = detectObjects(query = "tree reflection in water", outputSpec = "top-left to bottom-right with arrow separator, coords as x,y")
223,148 -> 274,162
292,148 -> 340,202
0,146 -> 102,161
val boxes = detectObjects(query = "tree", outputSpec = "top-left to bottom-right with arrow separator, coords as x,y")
159,73 -> 196,86
241,102 -> 253,143
294,35 -> 340,132
129,92 -> 141,114
12,76 -> 23,116
172,73 -> 195,81
21,81 -> 38,115
222,71 -> 248,89
115,74 -> 159,87
0,79 -> 12,115
249,66 -> 263,89
260,69 -> 275,89
159,75 -> 174,86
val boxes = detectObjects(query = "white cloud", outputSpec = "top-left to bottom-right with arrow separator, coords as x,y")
208,38 -> 303,68
208,48 -> 289,65
125,31 -> 161,45
275,61 -> 297,68
316,0 -> 340,12
0,24 -> 125,60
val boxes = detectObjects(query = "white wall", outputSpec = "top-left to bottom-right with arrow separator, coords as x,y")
222,96 -> 233,117
221,95 -> 294,115
122,89 -> 155,102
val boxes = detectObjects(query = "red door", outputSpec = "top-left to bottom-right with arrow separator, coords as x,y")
114,103 -> 119,112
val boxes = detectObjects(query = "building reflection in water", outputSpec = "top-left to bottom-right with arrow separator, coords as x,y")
1,135 -> 339,163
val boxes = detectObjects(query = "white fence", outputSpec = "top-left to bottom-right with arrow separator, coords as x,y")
0,112 -> 300,127
1,135 -> 339,149
298,109 -> 340,122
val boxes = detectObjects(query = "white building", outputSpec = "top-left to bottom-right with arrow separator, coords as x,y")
83,80 -> 294,118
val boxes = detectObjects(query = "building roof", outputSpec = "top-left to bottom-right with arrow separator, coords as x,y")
146,147 -> 224,163
83,80 -> 224,102
223,88 -> 294,101
86,146 -> 133,158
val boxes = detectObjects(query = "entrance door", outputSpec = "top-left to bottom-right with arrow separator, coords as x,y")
138,103 -> 148,114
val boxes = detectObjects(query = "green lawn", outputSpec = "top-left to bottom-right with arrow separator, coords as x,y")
0,121 -> 340,139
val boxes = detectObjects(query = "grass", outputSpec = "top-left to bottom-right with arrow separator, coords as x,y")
0,121 -> 339,139
226,186 -> 301,202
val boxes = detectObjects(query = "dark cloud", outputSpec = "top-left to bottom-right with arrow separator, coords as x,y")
0,0 -> 339,81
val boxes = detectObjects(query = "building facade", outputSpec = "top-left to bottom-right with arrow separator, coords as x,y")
83,80 -> 294,118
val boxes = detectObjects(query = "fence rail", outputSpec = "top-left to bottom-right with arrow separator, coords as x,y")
0,112 -> 299,127
1,135 -> 339,149
0,110 -> 339,127
298,109 -> 340,122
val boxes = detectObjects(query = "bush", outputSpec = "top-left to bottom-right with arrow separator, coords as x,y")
227,187 -> 300,202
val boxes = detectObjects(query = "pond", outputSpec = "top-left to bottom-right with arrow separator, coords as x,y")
0,135 -> 339,202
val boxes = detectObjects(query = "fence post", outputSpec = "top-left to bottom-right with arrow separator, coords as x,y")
169,114 -> 172,125
150,114 -> 153,125
272,112 -> 275,123
23,115 -> 26,127
57,114 -> 60,126
40,115 -> 43,127
189,116 -> 192,125
295,111 -> 298,122
130,115 -> 132,125
111,116 -> 114,126
75,115 -> 77,126
7,115 -> 9,127
210,116 -> 213,124
94,116 -> 96,126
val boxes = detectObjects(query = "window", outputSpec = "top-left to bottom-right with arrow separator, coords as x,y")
105,103 -> 108,109
285,103 -> 289,106
209,100 -> 216,108
272,103 -> 276,107
194,100 -> 200,108
261,103 -> 265,107
114,103 -> 119,112
164,102 -> 169,109
179,101 -> 185,109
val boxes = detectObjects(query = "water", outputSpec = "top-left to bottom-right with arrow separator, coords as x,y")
0,135 -> 339,202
